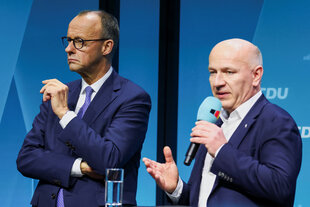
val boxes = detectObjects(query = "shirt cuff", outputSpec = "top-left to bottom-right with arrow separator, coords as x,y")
59,111 -> 77,129
166,176 -> 183,204
71,158 -> 83,177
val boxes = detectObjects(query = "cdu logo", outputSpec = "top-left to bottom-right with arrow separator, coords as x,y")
261,88 -> 288,100
210,109 -> 220,119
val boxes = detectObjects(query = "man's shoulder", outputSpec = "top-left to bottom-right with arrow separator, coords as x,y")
259,98 -> 296,124
66,79 -> 81,87
263,101 -> 292,117
249,96 -> 301,144
116,73 -> 150,97
113,73 -> 152,108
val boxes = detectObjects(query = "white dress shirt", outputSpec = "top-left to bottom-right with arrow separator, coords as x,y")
168,91 -> 262,206
59,67 -> 113,177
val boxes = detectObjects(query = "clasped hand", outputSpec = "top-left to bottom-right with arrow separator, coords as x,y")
80,161 -> 104,180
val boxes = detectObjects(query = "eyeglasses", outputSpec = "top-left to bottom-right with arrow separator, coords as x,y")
61,36 -> 109,49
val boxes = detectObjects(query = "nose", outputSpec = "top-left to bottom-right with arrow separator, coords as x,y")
213,73 -> 225,87
65,40 -> 75,53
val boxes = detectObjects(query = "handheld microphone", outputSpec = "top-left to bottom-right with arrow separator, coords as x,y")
184,96 -> 222,166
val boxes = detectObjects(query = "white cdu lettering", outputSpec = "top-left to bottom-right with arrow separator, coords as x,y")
261,88 -> 289,100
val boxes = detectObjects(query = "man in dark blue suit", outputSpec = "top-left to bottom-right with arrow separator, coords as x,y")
143,38 -> 302,207
17,10 -> 151,207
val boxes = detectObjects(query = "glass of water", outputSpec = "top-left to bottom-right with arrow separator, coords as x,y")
105,168 -> 124,207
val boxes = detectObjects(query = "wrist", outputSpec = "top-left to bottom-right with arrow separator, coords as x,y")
58,108 -> 69,119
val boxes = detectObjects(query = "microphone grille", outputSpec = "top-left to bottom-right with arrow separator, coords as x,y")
197,96 -> 222,123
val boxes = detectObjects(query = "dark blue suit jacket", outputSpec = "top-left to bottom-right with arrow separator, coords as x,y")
16,70 -> 151,207
179,95 -> 302,207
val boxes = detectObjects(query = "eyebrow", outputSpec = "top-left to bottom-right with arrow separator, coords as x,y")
70,36 -> 83,39
208,67 -> 232,70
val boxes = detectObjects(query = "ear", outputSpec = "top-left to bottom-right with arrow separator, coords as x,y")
101,39 -> 114,56
252,65 -> 263,87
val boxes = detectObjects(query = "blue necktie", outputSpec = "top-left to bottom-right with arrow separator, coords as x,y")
57,188 -> 64,207
57,86 -> 93,207
77,86 -> 94,118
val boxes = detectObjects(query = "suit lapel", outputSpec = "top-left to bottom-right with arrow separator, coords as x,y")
193,145 -> 207,200
67,80 -> 82,111
82,70 -> 121,124
227,95 -> 268,149
210,95 -> 269,194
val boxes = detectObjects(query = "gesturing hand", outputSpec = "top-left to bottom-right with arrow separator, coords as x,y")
40,79 -> 69,119
143,146 -> 179,194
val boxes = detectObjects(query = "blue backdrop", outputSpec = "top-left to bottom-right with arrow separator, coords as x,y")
177,0 -> 310,206
1,0 -> 309,206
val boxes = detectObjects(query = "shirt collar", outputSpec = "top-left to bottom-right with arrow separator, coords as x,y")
220,91 -> 262,122
80,66 -> 113,94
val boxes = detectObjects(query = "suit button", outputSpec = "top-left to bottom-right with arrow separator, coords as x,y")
51,193 -> 56,199
66,142 -> 70,146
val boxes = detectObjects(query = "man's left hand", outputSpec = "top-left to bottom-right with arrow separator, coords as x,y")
40,79 -> 69,119
190,120 -> 227,157
80,161 -> 104,180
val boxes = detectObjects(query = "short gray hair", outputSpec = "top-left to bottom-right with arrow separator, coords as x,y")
78,10 -> 119,59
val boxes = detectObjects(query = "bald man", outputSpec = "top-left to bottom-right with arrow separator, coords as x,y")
17,10 -> 151,207
143,38 -> 302,207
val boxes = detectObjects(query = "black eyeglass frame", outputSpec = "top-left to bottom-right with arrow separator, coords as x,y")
61,36 -> 110,49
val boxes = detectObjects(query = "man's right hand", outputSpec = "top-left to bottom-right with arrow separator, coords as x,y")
40,79 -> 69,119
143,146 -> 179,194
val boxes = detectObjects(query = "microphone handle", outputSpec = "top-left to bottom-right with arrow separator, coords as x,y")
184,143 -> 200,166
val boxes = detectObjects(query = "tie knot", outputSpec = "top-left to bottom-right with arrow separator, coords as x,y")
85,86 -> 93,97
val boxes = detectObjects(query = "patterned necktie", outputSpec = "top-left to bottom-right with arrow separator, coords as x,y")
77,86 -> 94,118
57,86 -> 93,207
57,188 -> 64,207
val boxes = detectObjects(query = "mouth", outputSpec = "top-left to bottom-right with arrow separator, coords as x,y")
215,92 -> 230,99
68,58 -> 79,63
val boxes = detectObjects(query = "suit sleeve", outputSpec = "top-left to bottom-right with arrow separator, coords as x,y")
58,89 -> 151,174
210,106 -> 302,204
16,101 -> 76,188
